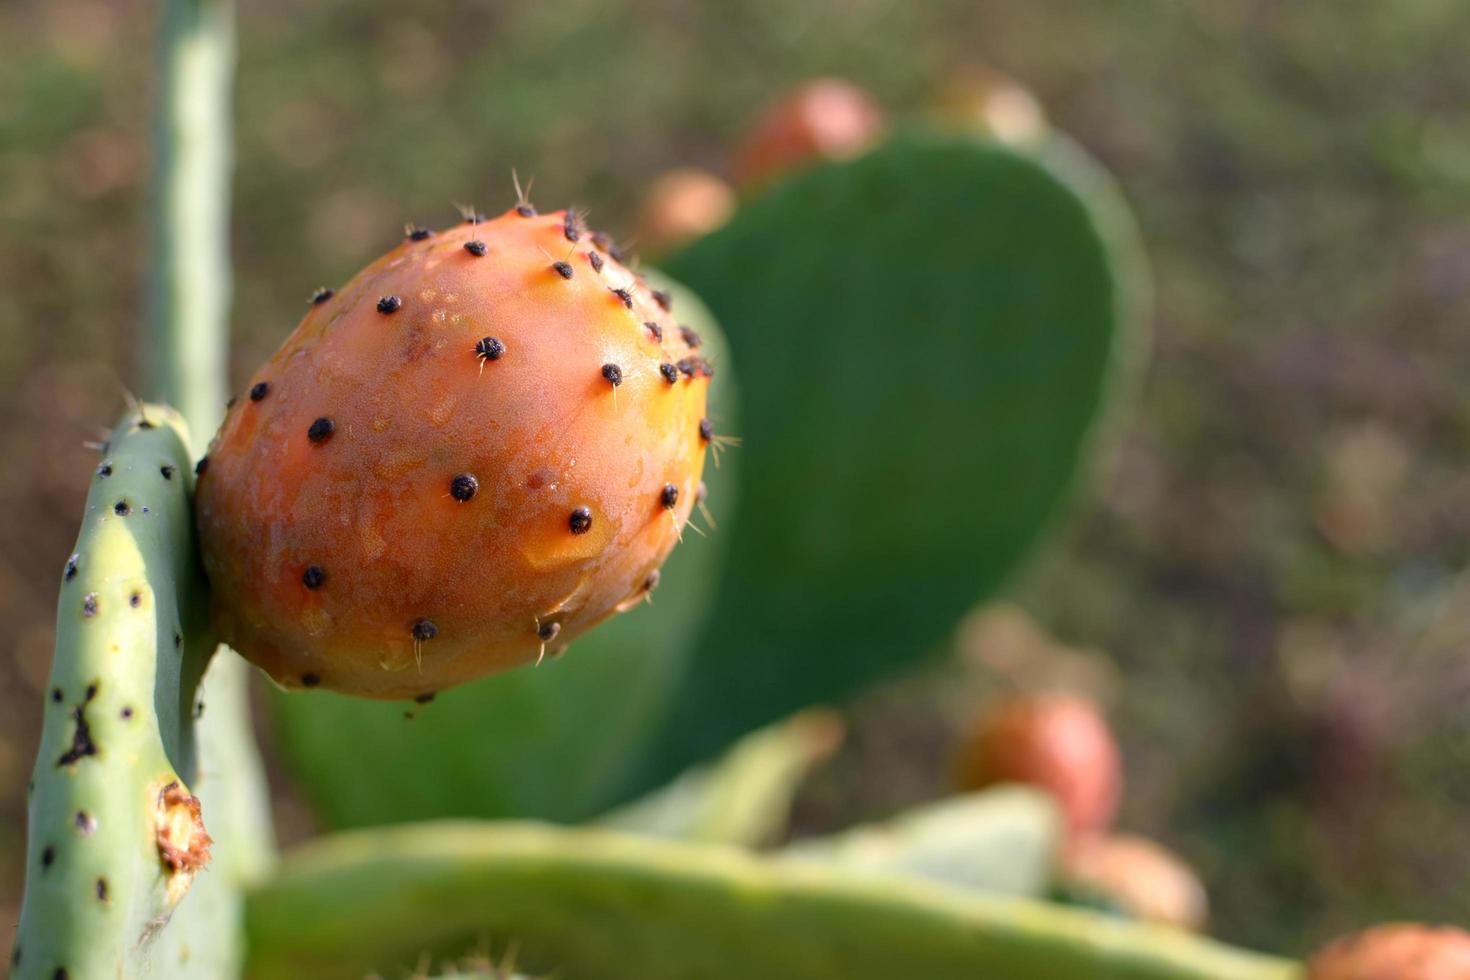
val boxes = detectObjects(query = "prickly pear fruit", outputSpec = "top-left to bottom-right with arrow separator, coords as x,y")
1059,834 -> 1208,931
636,168 -> 736,257
1308,924 -> 1470,980
195,206 -> 712,699
954,694 -> 1121,841
732,78 -> 885,189
931,65 -> 1047,146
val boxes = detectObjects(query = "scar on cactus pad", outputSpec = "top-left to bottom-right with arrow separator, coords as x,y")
195,204 -> 714,699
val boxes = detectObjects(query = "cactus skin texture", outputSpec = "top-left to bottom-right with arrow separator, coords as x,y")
14,405 -> 236,979
242,822 -> 1300,980
1306,924 -> 1470,980
196,207 -> 710,699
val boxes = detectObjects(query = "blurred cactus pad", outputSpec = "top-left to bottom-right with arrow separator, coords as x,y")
269,129 -> 1148,829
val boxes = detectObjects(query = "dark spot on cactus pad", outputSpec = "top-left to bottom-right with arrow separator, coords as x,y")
414,692 -> 436,704
569,507 -> 593,534
644,321 -> 664,342
563,210 -> 581,242
129,591 -> 142,608
173,630 -> 182,648
195,456 -> 209,476
301,673 -> 320,687
75,810 -> 96,835
312,287 -> 335,305
227,396 -> 238,409
475,336 -> 505,362
411,619 -> 438,642
587,251 -> 604,273
601,363 -> 623,387
64,554 -> 78,581
41,845 -> 55,868
661,483 -> 680,509
55,967 -> 68,980
516,203 -> 537,218
610,286 -> 634,309
249,381 -> 270,402
113,499 -> 131,516
81,593 -> 99,618
680,326 -> 702,348
97,462 -> 112,478
407,226 -> 432,242
121,706 -> 134,720
699,418 -> 713,442
302,565 -> 325,589
553,260 -> 574,279
538,620 -> 561,642
160,464 -> 175,480
96,877 -> 108,901
464,239 -> 487,257
660,362 -> 678,384
652,289 -> 672,312
644,569 -> 661,593
57,703 -> 97,767
307,417 -> 335,443
677,358 -> 698,379
85,683 -> 96,701
377,295 -> 402,314
194,701 -> 205,719
137,419 -> 154,430
450,473 -> 479,501
51,688 -> 62,703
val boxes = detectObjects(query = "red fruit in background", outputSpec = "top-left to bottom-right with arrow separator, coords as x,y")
1060,834 -> 1208,931
636,168 -> 736,256
1308,924 -> 1470,980
733,78 -> 885,189
195,206 -> 711,699
954,693 -> 1121,840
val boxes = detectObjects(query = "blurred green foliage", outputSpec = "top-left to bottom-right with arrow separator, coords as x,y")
3,0 -> 1470,957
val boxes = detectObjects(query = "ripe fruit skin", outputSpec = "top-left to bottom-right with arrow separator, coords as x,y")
636,168 -> 736,256
1308,924 -> 1470,980
733,78 -> 885,189
1060,834 -> 1207,931
954,694 -> 1121,841
196,208 -> 710,699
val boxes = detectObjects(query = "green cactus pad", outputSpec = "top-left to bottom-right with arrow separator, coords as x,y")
268,274 -> 738,826
780,787 -> 1060,898
646,129 -> 1149,788
243,822 -> 1296,980
13,406 -> 241,979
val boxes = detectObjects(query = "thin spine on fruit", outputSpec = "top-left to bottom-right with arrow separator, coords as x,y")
243,821 -> 1301,980
15,406 -> 216,979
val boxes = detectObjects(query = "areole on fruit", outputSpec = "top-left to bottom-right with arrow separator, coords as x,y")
195,204 -> 713,699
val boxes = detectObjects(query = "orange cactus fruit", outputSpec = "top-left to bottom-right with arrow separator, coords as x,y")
954,693 -> 1121,840
1308,924 -> 1470,980
195,204 -> 713,700
1060,834 -> 1208,931
732,78 -> 885,189
635,168 -> 736,257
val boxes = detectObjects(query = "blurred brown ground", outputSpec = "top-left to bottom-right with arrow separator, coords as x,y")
2,0 -> 1470,956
